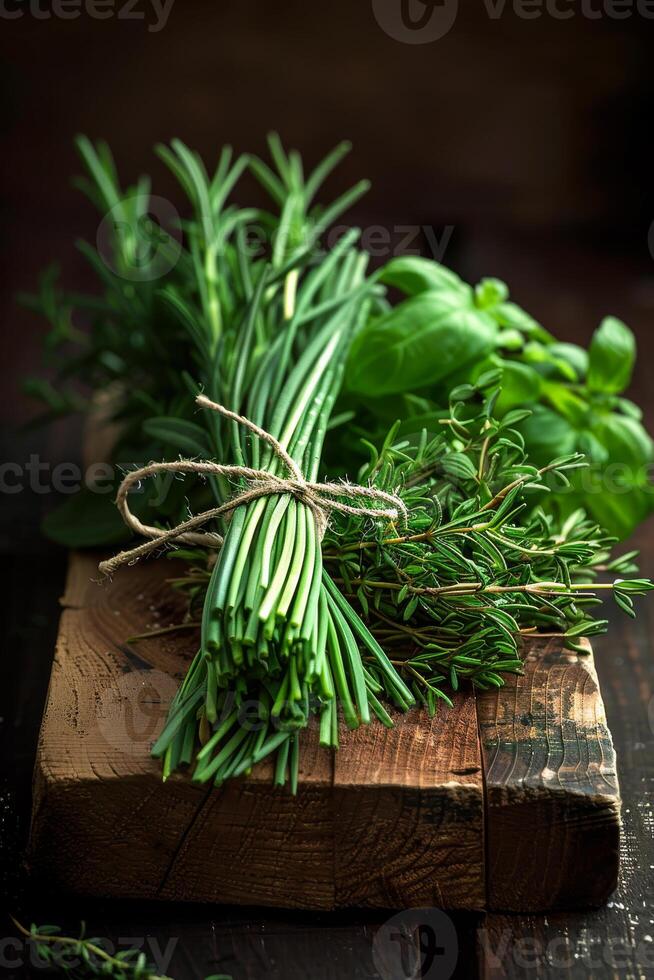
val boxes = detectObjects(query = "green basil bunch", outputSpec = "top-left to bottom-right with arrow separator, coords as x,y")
342,256 -> 652,539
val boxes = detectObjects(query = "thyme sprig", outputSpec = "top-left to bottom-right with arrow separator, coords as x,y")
11,918 -> 173,980
167,379 -> 650,728
322,379 -> 651,710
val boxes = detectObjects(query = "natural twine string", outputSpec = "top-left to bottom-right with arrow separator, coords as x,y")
98,394 -> 408,577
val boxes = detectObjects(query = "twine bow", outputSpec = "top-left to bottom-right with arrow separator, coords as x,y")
98,394 -> 407,577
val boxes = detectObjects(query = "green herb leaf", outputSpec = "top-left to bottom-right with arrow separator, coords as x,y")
474,277 -> 509,310
378,255 -> 471,300
346,291 -> 496,397
42,486 -> 135,547
143,417 -> 211,456
587,316 -> 636,394
492,301 -> 553,342
494,361 -> 543,414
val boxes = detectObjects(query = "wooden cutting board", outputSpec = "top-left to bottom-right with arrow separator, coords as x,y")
28,553 -> 621,912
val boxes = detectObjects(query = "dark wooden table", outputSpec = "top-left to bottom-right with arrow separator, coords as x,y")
2,423 -> 654,980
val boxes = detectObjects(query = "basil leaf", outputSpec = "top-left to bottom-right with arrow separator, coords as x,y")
42,485 -> 138,547
523,342 -> 578,382
378,256 -> 471,300
584,483 -> 652,541
577,431 -> 609,464
542,382 -> 589,428
494,361 -> 543,414
548,342 -> 588,380
587,316 -> 636,394
475,277 -> 509,310
616,397 -> 643,421
492,301 -> 554,343
545,410 -> 652,538
590,412 -> 653,470
517,405 -> 578,466
143,417 -> 211,456
346,290 -> 496,397
496,329 -> 524,351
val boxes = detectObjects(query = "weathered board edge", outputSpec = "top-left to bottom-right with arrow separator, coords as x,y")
477,637 -> 621,912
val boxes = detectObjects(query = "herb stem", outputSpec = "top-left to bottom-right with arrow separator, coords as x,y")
10,918 -> 172,980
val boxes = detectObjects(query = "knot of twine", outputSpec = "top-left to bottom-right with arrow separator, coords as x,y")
98,394 -> 407,577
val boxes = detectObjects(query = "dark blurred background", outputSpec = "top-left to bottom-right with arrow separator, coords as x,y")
3,1 -> 654,547
2,0 -> 654,429
1,4 -> 654,974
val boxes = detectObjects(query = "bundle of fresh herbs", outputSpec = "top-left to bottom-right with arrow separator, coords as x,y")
25,136 -> 654,790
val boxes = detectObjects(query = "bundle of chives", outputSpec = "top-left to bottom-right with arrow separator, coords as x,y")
153,245 -> 414,788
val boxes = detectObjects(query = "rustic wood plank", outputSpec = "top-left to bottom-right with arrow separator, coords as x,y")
333,699 -> 485,909
477,636 -> 621,914
30,553 -> 623,916
29,553 -> 485,910
156,721 -> 334,909
31,554 -> 335,909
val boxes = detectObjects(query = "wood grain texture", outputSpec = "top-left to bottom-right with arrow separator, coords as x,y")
28,552 -> 485,910
333,699 -> 484,909
29,554 -> 622,914
477,637 -> 620,913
